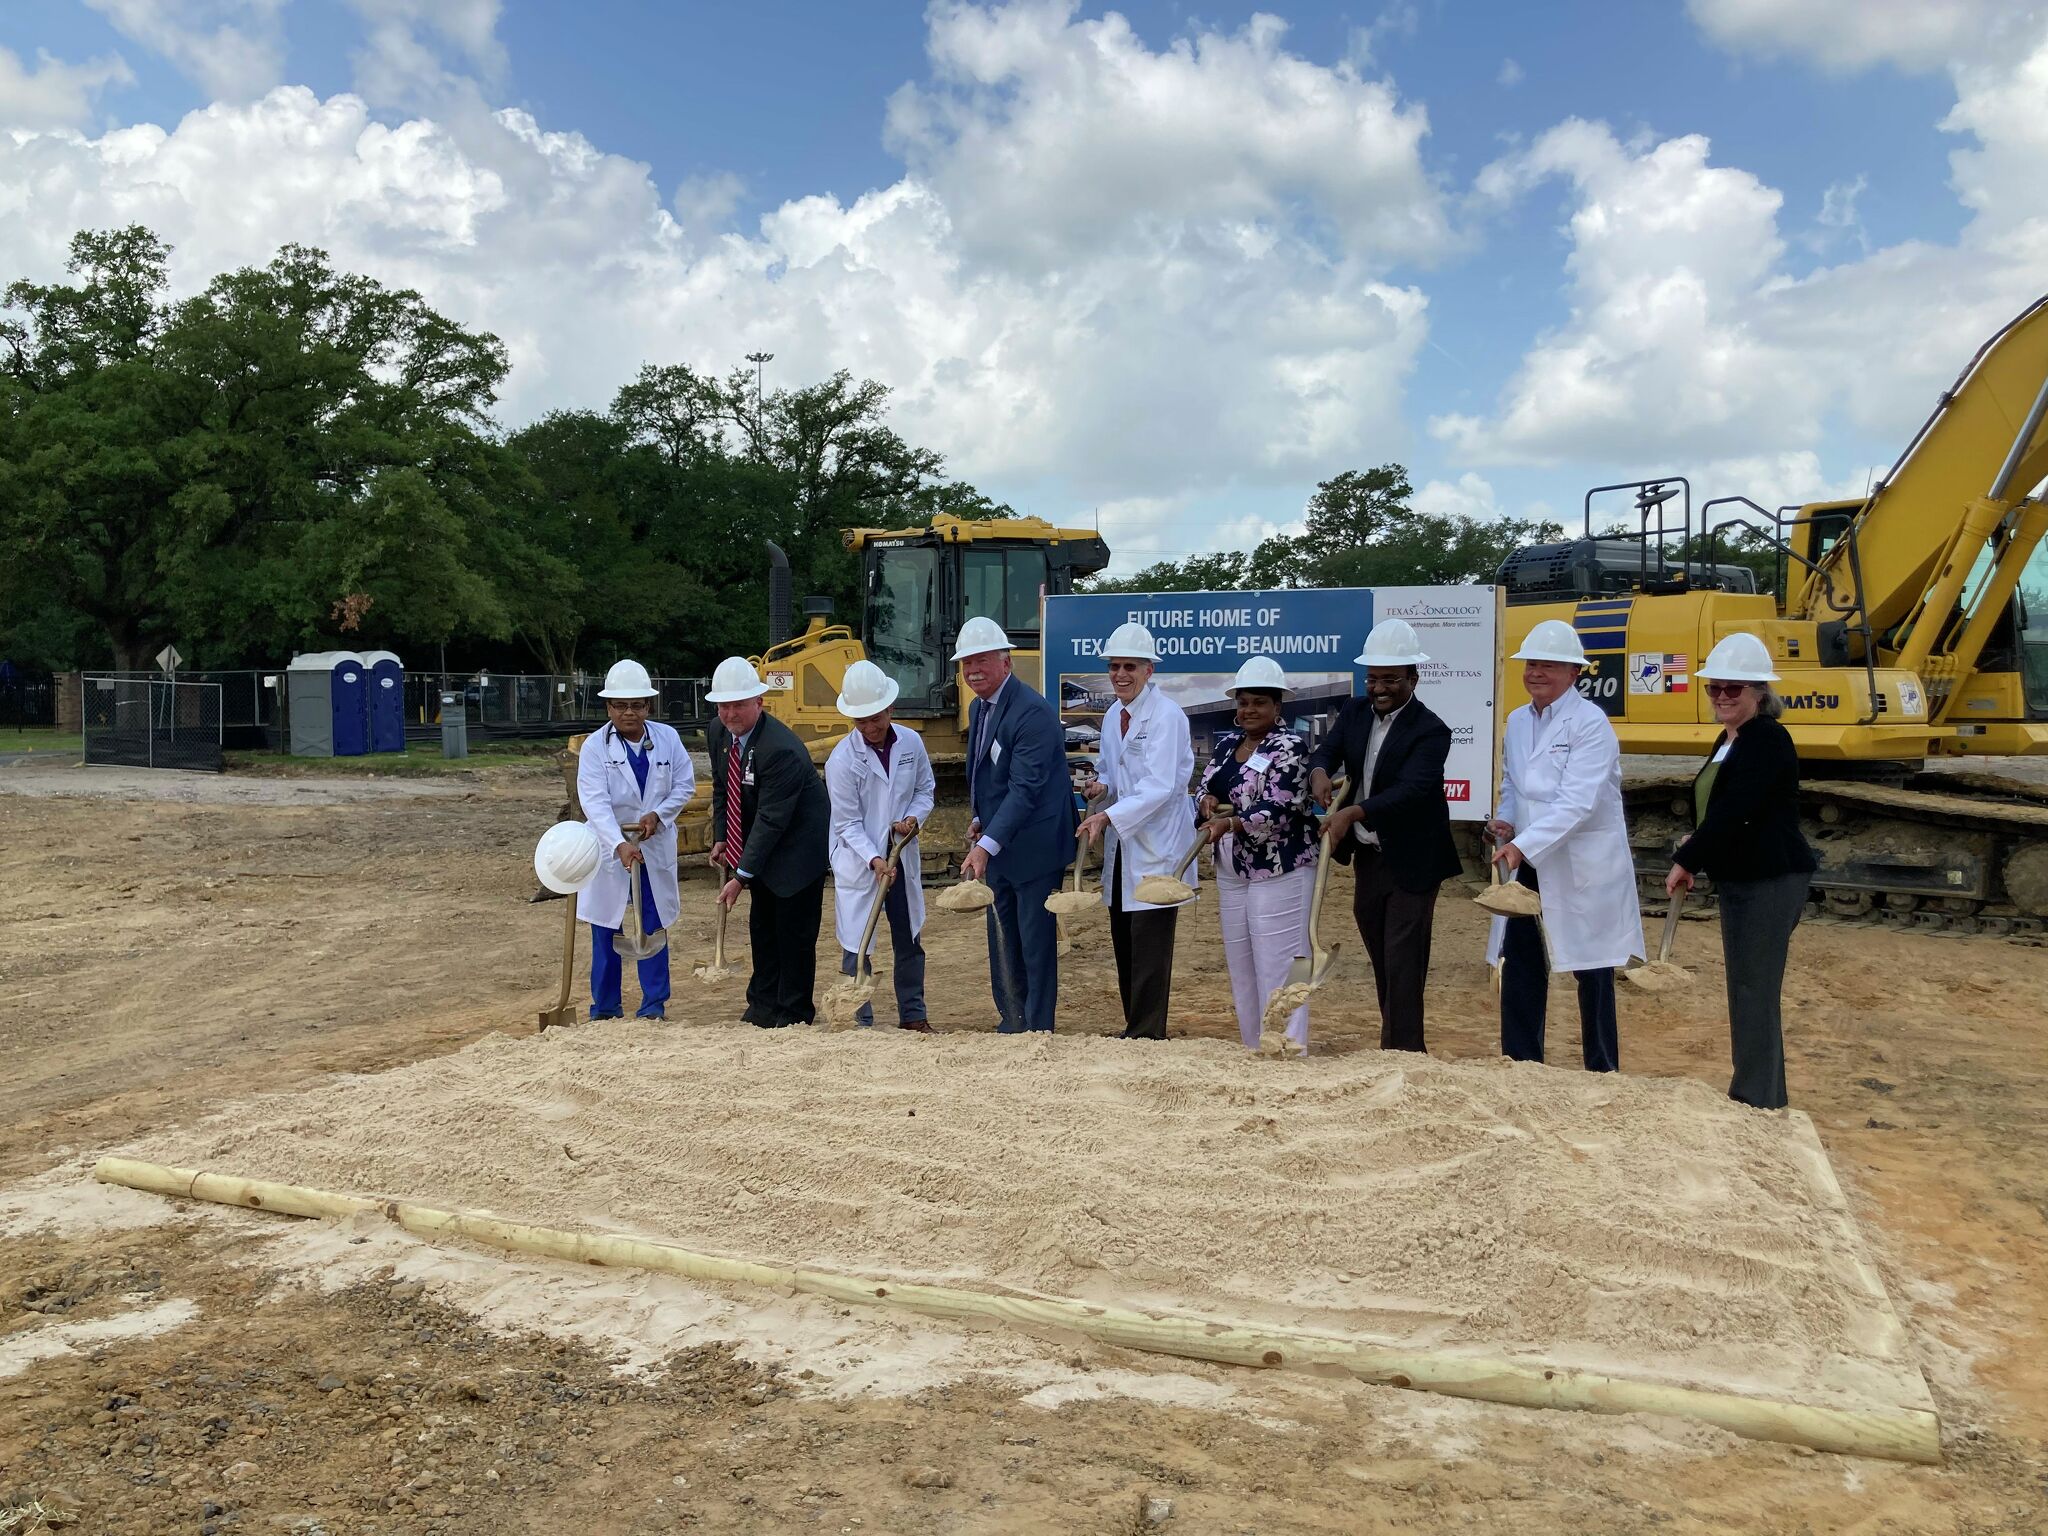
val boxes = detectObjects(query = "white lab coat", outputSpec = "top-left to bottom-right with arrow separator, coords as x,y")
825,726 -> 937,952
1485,688 -> 1644,972
1098,681 -> 1198,911
575,720 -> 693,931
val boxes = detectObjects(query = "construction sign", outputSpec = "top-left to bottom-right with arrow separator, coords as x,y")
1042,586 -> 1498,821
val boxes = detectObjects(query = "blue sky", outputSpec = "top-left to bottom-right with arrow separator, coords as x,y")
1,1 -> 2038,571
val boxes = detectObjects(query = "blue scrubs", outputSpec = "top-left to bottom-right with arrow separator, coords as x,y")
588,739 -> 671,1020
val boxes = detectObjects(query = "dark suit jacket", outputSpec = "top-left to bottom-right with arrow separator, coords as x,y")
1674,713 -> 1817,882
1307,695 -> 1463,892
969,675 -> 1076,887
708,711 -> 830,898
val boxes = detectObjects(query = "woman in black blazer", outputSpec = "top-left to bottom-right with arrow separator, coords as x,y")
1664,633 -> 1818,1110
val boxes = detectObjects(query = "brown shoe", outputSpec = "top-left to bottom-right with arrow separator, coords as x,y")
899,1020 -> 934,1033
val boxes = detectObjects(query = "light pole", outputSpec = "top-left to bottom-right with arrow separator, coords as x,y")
746,350 -> 773,418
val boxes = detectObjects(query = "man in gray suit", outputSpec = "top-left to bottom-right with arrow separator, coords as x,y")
705,656 -> 831,1028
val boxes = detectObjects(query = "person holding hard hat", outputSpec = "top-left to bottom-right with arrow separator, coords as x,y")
575,660 -> 695,1020
825,660 -> 938,1032
705,655 -> 831,1028
1486,618 -> 1644,1072
1199,655 -> 1320,1051
1665,633 -> 1816,1109
1307,619 -> 1463,1053
1078,621 -> 1197,1040
957,615 -> 1075,1034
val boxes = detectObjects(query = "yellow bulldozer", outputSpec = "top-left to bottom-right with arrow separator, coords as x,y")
648,514 -> 1108,870
1497,293 -> 2048,934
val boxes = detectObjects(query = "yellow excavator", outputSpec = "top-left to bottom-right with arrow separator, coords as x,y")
1497,294 -> 2048,933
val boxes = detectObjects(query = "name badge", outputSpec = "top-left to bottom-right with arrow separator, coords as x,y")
743,766 -> 756,786
1246,752 -> 1272,773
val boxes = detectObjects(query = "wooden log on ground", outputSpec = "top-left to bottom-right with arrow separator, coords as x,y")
92,1155 -> 1942,1464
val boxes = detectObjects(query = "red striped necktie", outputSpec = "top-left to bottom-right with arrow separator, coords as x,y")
724,736 -> 743,868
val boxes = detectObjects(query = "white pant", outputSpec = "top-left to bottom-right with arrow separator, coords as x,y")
1215,852 -> 1314,1053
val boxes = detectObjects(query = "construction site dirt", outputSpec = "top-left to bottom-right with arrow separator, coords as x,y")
2,757 -> 2045,1535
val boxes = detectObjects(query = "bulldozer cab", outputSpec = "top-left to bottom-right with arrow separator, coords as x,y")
851,516 -> 1110,719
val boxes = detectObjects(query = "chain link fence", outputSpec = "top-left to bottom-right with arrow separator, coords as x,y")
82,676 -> 224,771
402,673 -> 711,739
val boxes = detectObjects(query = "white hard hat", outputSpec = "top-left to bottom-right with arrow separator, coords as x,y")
951,615 -> 1014,660
704,655 -> 769,703
1103,621 -> 1159,662
1356,619 -> 1430,668
1230,656 -> 1291,697
835,659 -> 901,718
534,821 -> 603,895
1512,619 -> 1587,666
598,659 -> 656,699
1698,632 -> 1779,682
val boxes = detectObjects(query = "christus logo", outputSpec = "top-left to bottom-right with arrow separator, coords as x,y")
1780,691 -> 1842,711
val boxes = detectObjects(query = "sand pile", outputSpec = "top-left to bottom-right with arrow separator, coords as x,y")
126,1025 -> 1921,1412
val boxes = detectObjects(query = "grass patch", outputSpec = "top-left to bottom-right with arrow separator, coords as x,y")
0,729 -> 83,754
223,739 -> 569,777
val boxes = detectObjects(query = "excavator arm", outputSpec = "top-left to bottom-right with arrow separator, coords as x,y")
1795,295 -> 2048,719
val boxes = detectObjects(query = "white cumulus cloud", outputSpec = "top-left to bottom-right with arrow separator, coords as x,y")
81,0 -> 285,101
0,45 -> 133,129
1430,7 -> 2048,482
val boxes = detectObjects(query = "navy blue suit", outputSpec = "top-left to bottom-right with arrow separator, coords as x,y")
969,675 -> 1075,1032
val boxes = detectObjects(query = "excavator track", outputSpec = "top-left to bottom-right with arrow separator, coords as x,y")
1622,770 -> 2048,941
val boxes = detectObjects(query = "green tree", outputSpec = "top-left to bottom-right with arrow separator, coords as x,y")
0,227 -> 528,667
1085,466 -> 1561,594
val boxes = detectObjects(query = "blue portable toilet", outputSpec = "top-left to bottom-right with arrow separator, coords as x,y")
286,651 -> 369,757
359,650 -> 405,753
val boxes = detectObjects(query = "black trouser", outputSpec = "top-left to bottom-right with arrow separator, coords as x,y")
1499,862 -> 1618,1073
1716,872 -> 1806,1109
1350,846 -> 1439,1053
744,873 -> 825,1027
1108,848 -> 1177,1039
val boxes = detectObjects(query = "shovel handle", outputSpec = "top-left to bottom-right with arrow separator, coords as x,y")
1304,776 -> 1352,958
854,831 -> 913,965
1658,887 -> 1686,964
1171,829 -> 1204,882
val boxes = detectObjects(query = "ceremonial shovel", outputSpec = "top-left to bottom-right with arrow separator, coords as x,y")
1260,776 -> 1351,1046
1625,887 -> 1692,992
1132,832 -> 1204,906
822,830 -> 913,1030
537,878 -> 580,1032
694,900 -> 734,983
612,828 -> 668,963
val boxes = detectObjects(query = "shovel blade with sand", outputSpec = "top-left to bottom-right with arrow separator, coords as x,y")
937,878 -> 994,912
1472,849 -> 1543,918
693,893 -> 735,983
1625,887 -> 1693,992
1262,776 -> 1351,1032
1131,829 -> 1204,907
611,830 -> 669,963
1044,834 -> 1103,918
821,831 -> 912,1030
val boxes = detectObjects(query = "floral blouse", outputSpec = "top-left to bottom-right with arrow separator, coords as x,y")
1198,727 -> 1319,880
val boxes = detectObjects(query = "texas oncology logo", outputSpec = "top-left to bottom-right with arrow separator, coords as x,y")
1382,600 -> 1487,630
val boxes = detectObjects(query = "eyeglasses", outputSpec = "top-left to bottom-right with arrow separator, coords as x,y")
1703,682 -> 1751,699
607,699 -> 650,711
1106,661 -> 1146,674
